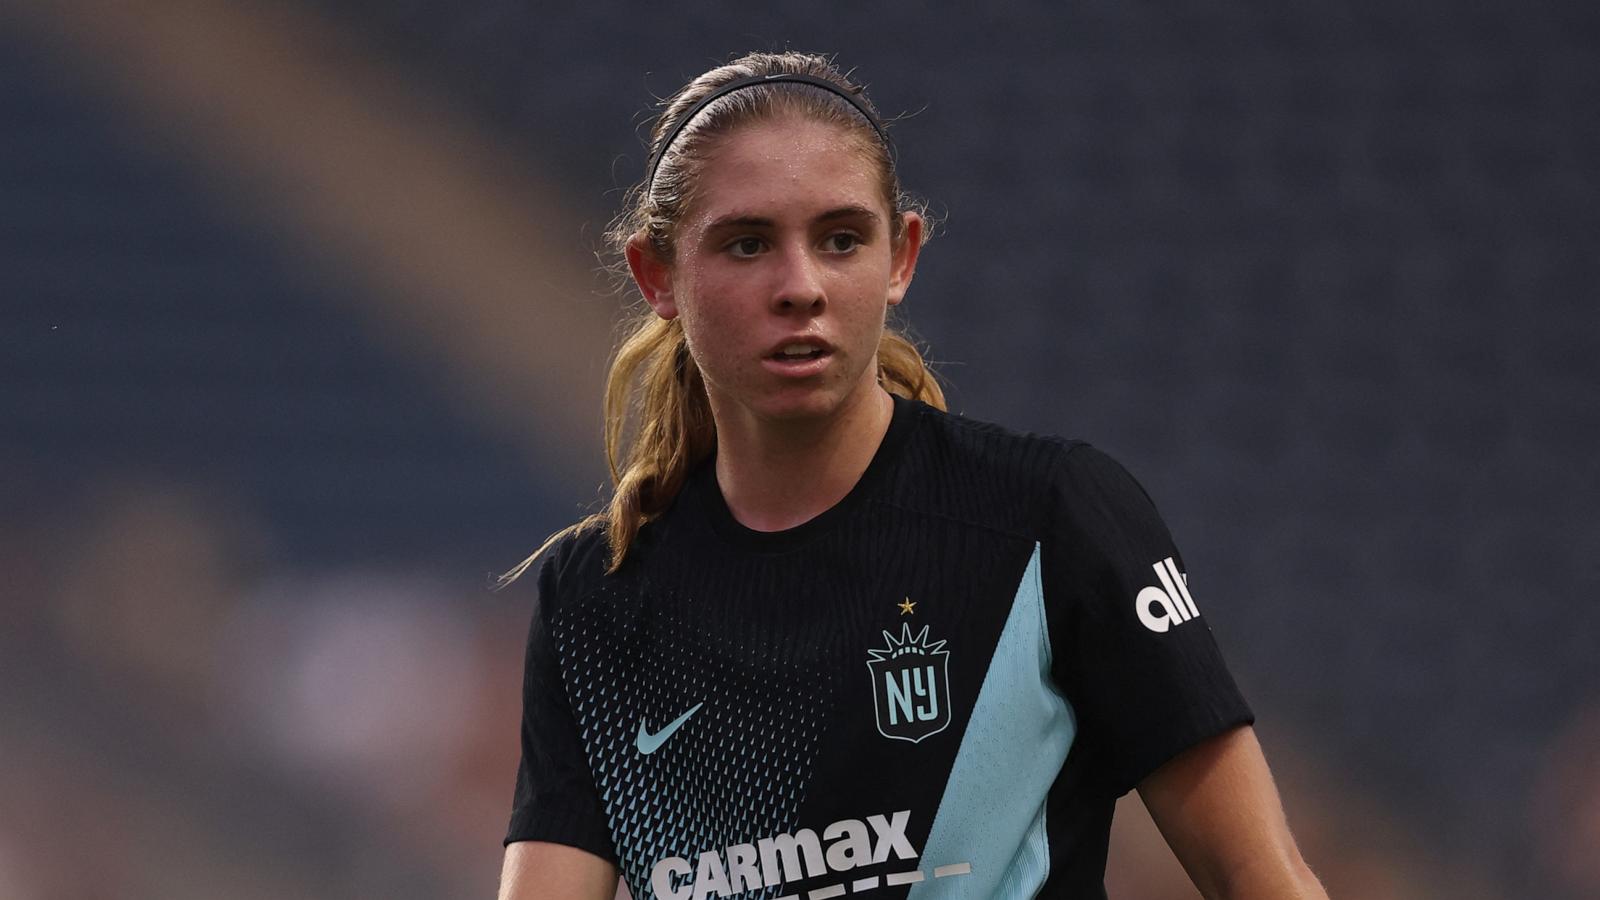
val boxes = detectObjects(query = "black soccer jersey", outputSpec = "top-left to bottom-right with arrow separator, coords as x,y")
505,395 -> 1253,899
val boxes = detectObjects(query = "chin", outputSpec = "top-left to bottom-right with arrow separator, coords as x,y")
712,362 -> 878,426
752,392 -> 844,423
759,378 -> 882,425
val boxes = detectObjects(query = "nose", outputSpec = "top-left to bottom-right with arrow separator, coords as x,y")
770,245 -> 826,315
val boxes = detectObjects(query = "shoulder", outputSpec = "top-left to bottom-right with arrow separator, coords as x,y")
888,401 -> 1091,536
1037,440 -> 1184,607
526,523 -> 613,618
1048,443 -> 1171,541
897,403 -> 1168,542
1051,443 -> 1163,514
902,401 -> 1084,474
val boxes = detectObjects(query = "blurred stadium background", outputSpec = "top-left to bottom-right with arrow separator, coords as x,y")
3,1 -> 1597,897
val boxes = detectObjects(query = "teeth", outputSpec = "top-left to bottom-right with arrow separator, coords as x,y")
776,344 -> 823,359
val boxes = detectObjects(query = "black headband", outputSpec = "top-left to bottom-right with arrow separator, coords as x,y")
646,72 -> 891,192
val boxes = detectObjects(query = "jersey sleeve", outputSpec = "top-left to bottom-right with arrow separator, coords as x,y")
503,538 -> 616,859
1043,444 -> 1254,798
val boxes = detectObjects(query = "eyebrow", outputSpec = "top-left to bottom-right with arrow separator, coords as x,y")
706,205 -> 882,230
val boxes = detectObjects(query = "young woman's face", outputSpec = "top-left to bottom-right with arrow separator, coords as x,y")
633,117 -> 921,428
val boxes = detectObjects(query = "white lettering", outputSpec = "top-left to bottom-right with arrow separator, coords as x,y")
1137,558 -> 1200,632
691,850 -> 730,900
868,810 -> 917,863
725,843 -> 760,893
1136,585 -> 1177,632
1166,559 -> 1199,618
822,819 -> 871,872
759,829 -> 825,888
650,810 -> 920,897
1152,562 -> 1191,623
650,856 -> 692,900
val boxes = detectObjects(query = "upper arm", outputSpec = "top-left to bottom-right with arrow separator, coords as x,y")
503,539 -> 618,862
498,841 -> 619,900
1043,445 -> 1255,795
1137,725 -> 1327,900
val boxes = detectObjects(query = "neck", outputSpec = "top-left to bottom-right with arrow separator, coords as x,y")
711,384 -> 895,533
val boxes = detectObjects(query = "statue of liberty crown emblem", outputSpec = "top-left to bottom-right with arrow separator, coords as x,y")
866,620 -> 952,743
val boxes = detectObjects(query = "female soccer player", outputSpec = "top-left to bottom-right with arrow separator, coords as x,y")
498,51 -> 1326,900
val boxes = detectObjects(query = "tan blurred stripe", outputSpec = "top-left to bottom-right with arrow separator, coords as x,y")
3,0 -> 614,486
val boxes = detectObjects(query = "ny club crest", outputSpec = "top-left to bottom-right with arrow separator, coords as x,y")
866,623 -> 951,743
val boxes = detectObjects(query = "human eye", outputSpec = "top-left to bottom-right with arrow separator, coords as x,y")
725,236 -> 766,259
822,231 -> 862,254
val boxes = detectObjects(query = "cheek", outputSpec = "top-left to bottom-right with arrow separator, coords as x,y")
678,292 -> 755,365
844,274 -> 894,327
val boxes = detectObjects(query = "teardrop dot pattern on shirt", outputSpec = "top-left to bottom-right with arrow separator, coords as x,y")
555,580 -> 834,898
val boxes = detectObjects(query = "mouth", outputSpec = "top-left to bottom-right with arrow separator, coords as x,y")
769,344 -> 830,362
766,338 -> 835,362
763,340 -> 835,376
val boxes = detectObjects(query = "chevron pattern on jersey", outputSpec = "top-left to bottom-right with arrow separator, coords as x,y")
555,579 -> 833,898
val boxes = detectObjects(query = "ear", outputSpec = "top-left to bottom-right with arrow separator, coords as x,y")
885,211 -> 924,308
626,236 -> 678,320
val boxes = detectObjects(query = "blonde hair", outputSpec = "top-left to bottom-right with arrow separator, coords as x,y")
498,51 -> 946,587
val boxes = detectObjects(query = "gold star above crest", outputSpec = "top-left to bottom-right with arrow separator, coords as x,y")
898,597 -> 917,615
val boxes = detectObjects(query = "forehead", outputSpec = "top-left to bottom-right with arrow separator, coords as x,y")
682,118 -> 886,226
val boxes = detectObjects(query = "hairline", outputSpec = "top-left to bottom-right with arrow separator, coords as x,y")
660,115 -> 897,253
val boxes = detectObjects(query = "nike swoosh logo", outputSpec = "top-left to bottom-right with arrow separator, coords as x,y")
635,702 -> 704,755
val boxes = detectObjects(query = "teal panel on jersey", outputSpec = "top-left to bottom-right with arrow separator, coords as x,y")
911,542 -> 1076,898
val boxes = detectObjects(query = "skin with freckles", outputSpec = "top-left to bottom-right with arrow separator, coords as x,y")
626,116 -> 923,532
636,116 -> 918,425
